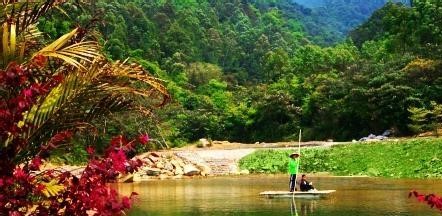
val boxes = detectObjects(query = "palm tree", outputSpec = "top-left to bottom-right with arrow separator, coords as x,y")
0,0 -> 169,172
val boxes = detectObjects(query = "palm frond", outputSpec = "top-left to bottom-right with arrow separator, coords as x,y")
17,59 -> 169,161
101,60 -> 170,105
1,0 -> 66,36
33,28 -> 101,70
41,179 -> 64,198
1,21 -> 17,63
2,22 -> 11,61
18,24 -> 42,62
22,24 -> 42,41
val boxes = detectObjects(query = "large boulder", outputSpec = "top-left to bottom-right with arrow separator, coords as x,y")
198,138 -> 210,148
195,163 -> 212,176
175,166 -> 184,175
145,168 -> 161,176
183,164 -> 200,176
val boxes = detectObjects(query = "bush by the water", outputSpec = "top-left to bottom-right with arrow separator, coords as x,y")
239,138 -> 442,178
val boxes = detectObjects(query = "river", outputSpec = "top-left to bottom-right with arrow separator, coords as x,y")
114,175 -> 442,215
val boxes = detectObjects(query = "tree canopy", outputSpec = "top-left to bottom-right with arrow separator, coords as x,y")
39,0 -> 442,144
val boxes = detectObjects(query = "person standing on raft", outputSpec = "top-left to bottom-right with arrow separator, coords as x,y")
288,152 -> 300,192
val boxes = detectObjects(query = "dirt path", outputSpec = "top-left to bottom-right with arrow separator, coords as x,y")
174,149 -> 256,175
170,140 -> 353,175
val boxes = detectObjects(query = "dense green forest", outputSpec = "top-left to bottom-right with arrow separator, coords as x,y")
39,0 -> 442,147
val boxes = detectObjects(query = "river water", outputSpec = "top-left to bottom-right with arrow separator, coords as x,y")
114,175 -> 442,216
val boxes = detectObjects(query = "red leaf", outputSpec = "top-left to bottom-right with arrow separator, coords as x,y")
29,157 -> 42,171
32,54 -> 47,67
121,196 -> 131,209
109,150 -> 127,173
138,134 -> 149,145
417,195 -> 425,202
86,146 -> 95,155
13,167 -> 27,180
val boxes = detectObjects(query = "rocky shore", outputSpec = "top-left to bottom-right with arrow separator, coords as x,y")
124,148 -> 255,182
130,151 -> 213,181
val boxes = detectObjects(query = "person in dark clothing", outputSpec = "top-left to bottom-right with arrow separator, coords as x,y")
299,174 -> 315,192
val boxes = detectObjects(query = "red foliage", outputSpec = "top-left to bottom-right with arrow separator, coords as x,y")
86,146 -> 95,155
0,62 -> 144,215
138,134 -> 150,145
31,55 -> 48,68
0,135 -> 145,215
409,190 -> 442,212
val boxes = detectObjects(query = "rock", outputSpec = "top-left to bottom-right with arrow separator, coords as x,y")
136,152 -> 150,159
359,133 -> 388,142
173,157 -> 186,167
170,160 -> 181,169
148,155 -> 159,163
198,138 -> 210,148
145,168 -> 161,176
195,163 -> 212,176
133,173 -> 142,182
240,169 -> 250,175
142,166 -> 152,171
156,161 -> 164,169
175,166 -> 184,175
183,164 -> 200,176
382,130 -> 392,137
150,152 -> 160,157
375,135 -> 386,140
143,159 -> 154,166
164,162 -> 174,171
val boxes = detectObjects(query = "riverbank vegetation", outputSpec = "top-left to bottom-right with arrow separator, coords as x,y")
239,138 -> 442,178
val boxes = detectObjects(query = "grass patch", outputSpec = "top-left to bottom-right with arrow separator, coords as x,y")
238,138 -> 442,178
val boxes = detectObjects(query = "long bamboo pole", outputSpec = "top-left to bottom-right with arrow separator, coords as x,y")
292,129 -> 302,200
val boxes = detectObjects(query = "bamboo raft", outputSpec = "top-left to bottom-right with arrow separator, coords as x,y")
260,190 -> 336,198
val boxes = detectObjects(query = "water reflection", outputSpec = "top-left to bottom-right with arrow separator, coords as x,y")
291,199 -> 318,216
112,175 -> 442,216
290,199 -> 298,216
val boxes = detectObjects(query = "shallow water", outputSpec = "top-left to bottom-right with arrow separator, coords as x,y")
113,175 -> 442,216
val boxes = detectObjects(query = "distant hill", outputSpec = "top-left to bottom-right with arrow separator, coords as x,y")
293,0 -> 409,8
292,0 -> 411,45
291,0 -> 325,8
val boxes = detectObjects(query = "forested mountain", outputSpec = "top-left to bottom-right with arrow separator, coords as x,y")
40,0 -> 442,146
293,0 -> 411,44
